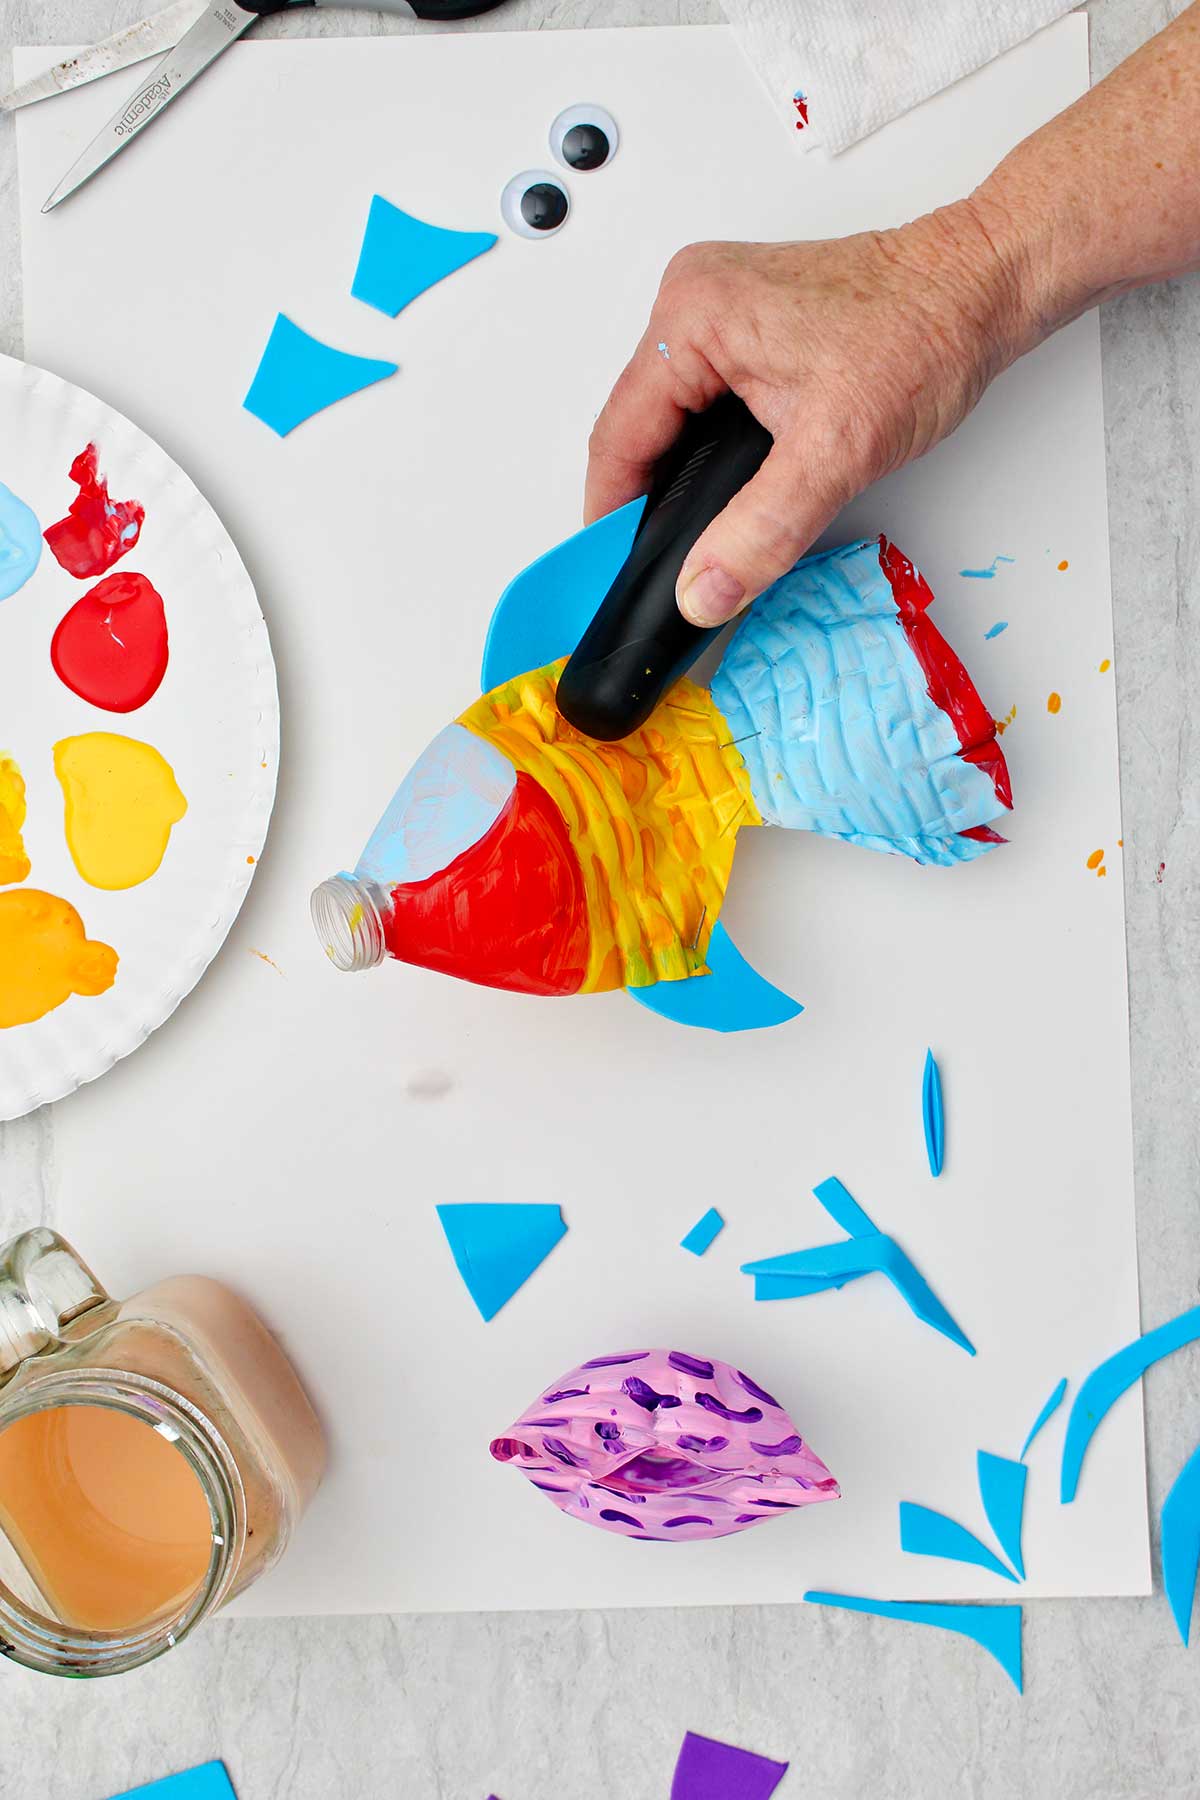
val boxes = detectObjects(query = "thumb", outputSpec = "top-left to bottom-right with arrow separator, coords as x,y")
676,443 -> 840,628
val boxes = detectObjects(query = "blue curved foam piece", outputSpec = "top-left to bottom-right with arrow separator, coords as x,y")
804,1592 -> 1023,1692
1061,1304 -> 1200,1502
1162,1441 -> 1200,1645
742,1233 -> 975,1355
244,315 -> 397,437
976,1452 -> 1027,1580
436,1203 -> 566,1322
627,922 -> 803,1035
352,196 -> 497,317
923,1049 -> 945,1177
670,1731 -> 788,1800
680,1207 -> 725,1256
1020,1377 -> 1068,1460
899,1501 -> 1019,1582
0,481 -> 42,601
481,498 -> 645,691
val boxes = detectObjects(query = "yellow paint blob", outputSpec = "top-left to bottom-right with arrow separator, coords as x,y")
0,755 -> 30,885
1047,692 -> 1062,715
54,734 -> 187,891
0,889 -> 117,1028
1099,659 -> 1111,673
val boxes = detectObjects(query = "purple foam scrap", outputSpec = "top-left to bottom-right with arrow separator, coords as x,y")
670,1731 -> 789,1800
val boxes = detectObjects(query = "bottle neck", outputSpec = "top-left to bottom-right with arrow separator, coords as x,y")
310,874 -> 388,973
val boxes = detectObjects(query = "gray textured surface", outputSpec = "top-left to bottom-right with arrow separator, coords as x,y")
2,1 -> 1199,1796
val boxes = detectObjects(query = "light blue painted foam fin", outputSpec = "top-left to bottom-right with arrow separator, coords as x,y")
110,1764 -> 237,1800
352,196 -> 497,317
923,1050 -> 945,1177
628,922 -> 802,1035
812,1176 -> 876,1239
804,1591 -> 1023,1692
436,1203 -> 566,1322
670,1731 -> 789,1800
741,1234 -> 975,1355
1020,1377 -> 1068,1460
1161,1442 -> 1200,1646
0,481 -> 42,601
899,1501 -> 1019,1583
976,1452 -> 1027,1580
481,498 -> 645,691
243,315 -> 397,437
680,1207 -> 725,1256
1061,1304 -> 1200,1502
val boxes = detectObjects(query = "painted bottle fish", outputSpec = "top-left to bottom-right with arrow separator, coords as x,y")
312,501 -> 1012,1033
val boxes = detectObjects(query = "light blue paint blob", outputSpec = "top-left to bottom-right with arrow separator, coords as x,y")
1019,1377 -> 1068,1460
656,341 -> 671,361
627,921 -> 802,1035
922,1049 -> 945,1177
355,724 -> 514,889
741,1233 -> 974,1355
680,1206 -> 724,1256
352,196 -> 497,318
804,1591 -> 1023,1692
976,1451 -> 1027,1580
959,556 -> 1015,580
899,1500 -> 1020,1583
1161,1441 -> 1200,1645
812,1175 -> 876,1239
0,480 -> 42,601
436,1203 -> 566,1322
1061,1305 -> 1200,1502
243,315 -> 397,437
984,621 -> 1009,639
110,1764 -> 237,1800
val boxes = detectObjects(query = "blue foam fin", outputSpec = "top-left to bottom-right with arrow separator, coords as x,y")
352,196 -> 497,317
1162,1442 -> 1200,1646
680,1207 -> 725,1256
899,1501 -> 1019,1583
627,922 -> 802,1035
804,1592 -> 1023,1692
741,1233 -> 974,1355
1020,1377 -> 1068,1460
243,315 -> 396,436
110,1765 -> 237,1800
1061,1305 -> 1200,1502
752,1272 -> 859,1301
923,1049 -> 945,1177
481,498 -> 645,691
436,1203 -> 566,1322
670,1731 -> 789,1800
976,1452 -> 1027,1580
812,1175 -> 877,1239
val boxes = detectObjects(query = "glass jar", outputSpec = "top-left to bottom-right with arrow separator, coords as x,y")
0,1228 -> 325,1678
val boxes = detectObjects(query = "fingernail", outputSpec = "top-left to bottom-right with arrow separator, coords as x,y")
678,565 -> 745,627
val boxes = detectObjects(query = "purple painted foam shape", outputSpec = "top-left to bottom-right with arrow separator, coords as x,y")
670,1732 -> 788,1800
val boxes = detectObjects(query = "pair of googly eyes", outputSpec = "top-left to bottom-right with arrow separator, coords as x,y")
500,104 -> 619,240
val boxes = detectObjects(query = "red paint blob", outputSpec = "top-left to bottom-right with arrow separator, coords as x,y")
50,571 -> 169,713
43,445 -> 145,579
793,93 -> 809,128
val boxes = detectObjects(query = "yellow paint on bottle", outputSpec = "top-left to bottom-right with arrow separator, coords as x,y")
0,889 -> 116,1028
54,733 -> 187,891
0,755 -> 30,885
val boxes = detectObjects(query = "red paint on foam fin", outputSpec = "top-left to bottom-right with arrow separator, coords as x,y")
43,445 -> 145,579
877,536 -> 1013,812
383,772 -> 589,997
50,571 -> 168,713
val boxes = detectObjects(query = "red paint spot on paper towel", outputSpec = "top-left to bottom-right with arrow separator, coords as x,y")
50,571 -> 168,712
793,91 -> 809,129
43,445 -> 144,579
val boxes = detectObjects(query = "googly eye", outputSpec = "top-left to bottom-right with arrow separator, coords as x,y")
500,170 -> 570,239
549,104 -> 619,173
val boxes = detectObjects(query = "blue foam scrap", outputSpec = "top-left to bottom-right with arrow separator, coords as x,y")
680,1207 -> 724,1256
1061,1304 -> 1200,1503
976,1451 -> 1027,1580
1162,1441 -> 1200,1646
436,1203 -> 566,1322
899,1500 -> 1019,1582
922,1049 -> 944,1177
243,315 -> 396,437
352,195 -> 497,318
804,1591 -> 1023,1692
1020,1377 -> 1068,1460
742,1231 -> 975,1355
109,1764 -> 237,1800
812,1175 -> 875,1239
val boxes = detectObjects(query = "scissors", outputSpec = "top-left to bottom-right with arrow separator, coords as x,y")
19,0 -> 510,214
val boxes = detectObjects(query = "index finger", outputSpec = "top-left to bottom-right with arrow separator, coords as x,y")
583,333 -> 694,525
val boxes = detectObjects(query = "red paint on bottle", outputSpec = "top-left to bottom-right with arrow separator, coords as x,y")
50,572 -> 169,713
43,445 -> 145,579
878,536 -> 1013,812
383,772 -> 589,997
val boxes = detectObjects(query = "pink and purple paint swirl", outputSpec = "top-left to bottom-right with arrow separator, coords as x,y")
490,1349 -> 839,1541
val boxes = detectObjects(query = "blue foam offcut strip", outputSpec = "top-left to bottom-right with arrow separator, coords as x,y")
628,921 -> 803,1035
1061,1305 -> 1200,1502
752,1272 -> 858,1301
899,1501 -> 1019,1583
1162,1441 -> 1200,1646
1020,1377 -> 1068,1460
352,195 -> 497,317
110,1764 -> 237,1800
680,1207 -> 725,1256
812,1175 -> 876,1239
922,1050 -> 944,1177
984,621 -> 1009,639
243,315 -> 396,436
804,1592 -> 1023,1692
742,1233 -> 975,1355
436,1203 -> 566,1322
976,1452 -> 1027,1580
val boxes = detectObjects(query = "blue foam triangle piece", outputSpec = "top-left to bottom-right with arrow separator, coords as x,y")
804,1591 -> 1023,1692
110,1764 -> 237,1800
628,921 -> 802,1035
243,315 -> 397,437
1162,1441 -> 1200,1646
352,196 -> 497,317
899,1501 -> 1019,1582
977,1451 -> 1027,1580
436,1203 -> 566,1322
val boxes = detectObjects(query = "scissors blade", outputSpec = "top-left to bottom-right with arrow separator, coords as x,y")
0,2 -> 210,114
41,0 -> 257,213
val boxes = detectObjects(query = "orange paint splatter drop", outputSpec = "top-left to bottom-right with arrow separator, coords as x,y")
995,703 -> 1017,735
1117,839 -> 1123,848
1047,692 -> 1062,714
1099,659 -> 1111,673
1086,849 -> 1104,870
249,949 -> 283,976
1057,560 -> 1069,572
246,855 -> 256,865
1098,866 -> 1108,877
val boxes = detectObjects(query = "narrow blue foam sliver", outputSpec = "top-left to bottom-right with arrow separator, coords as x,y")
805,1592 -> 1022,1691
922,1050 -> 945,1177
812,1175 -> 876,1238
670,1731 -> 789,1800
1020,1377 -> 1068,1460
977,1452 -> 1027,1580
741,1234 -> 975,1355
628,922 -> 803,1035
680,1207 -> 725,1256
1061,1305 -> 1200,1502
243,315 -> 397,437
436,1203 -> 566,1322
899,1501 -> 1019,1583
110,1765 -> 237,1800
352,195 -> 497,317
1162,1441 -> 1200,1646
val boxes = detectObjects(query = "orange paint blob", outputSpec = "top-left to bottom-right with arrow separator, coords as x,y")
1099,659 -> 1111,673
1057,560 -> 1069,572
995,703 -> 1017,736
1047,692 -> 1062,714
1086,849 -> 1104,870
1098,866 -> 1108,877
0,889 -> 117,1027
246,855 -> 256,865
